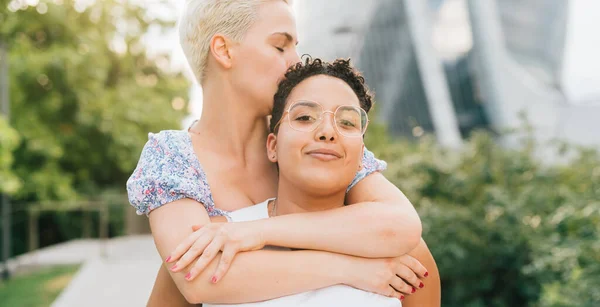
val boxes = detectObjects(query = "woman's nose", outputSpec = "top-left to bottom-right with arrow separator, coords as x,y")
314,113 -> 337,141
288,52 -> 301,66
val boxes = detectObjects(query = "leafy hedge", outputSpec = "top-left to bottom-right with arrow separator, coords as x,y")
365,126 -> 600,307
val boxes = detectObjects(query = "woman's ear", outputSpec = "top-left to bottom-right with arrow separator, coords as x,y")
266,133 -> 278,162
209,34 -> 233,70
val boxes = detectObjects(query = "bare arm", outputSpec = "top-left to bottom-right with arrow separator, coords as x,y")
148,265 -> 195,307
259,172 -> 422,257
403,239 -> 441,307
150,198 -> 356,304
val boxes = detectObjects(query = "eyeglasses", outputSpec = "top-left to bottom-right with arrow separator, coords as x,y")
273,100 -> 369,137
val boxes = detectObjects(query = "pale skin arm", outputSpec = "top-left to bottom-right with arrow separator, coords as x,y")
264,172 -> 422,257
172,172 -> 423,281
149,198 -> 390,304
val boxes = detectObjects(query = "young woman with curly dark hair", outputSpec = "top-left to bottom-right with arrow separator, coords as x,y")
165,57 -> 441,307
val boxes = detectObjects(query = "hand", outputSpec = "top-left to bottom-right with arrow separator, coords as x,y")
344,254 -> 429,301
166,222 -> 266,282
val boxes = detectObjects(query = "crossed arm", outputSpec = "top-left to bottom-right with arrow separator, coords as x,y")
148,173 -> 423,305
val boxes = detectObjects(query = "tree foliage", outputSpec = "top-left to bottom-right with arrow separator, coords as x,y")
0,116 -> 20,194
1,0 -> 189,202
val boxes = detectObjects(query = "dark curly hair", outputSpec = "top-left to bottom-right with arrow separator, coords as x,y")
270,56 -> 373,133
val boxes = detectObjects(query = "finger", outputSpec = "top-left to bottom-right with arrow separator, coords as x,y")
389,274 -> 414,296
395,264 -> 423,290
386,285 -> 405,302
172,233 -> 213,273
211,245 -> 239,283
186,236 -> 225,281
402,254 -> 428,279
191,224 -> 203,232
167,230 -> 204,263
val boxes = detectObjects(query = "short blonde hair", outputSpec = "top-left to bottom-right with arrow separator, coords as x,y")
179,0 -> 289,84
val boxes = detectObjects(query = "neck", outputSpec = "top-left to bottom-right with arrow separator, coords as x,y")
274,178 -> 346,216
193,78 -> 270,162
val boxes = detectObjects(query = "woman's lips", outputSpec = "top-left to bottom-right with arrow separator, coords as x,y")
306,148 -> 342,161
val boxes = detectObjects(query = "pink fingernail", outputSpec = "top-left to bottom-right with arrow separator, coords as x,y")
211,276 -> 218,283
165,256 -> 171,263
170,265 -> 178,271
185,272 -> 192,280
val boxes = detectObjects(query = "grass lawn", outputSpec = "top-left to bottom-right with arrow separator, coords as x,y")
0,265 -> 80,307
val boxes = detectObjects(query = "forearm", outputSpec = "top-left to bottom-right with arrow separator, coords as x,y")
149,199 -> 348,304
176,249 -> 348,304
258,199 -> 421,258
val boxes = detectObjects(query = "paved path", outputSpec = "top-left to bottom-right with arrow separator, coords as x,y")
3,235 -> 161,307
49,235 -> 161,307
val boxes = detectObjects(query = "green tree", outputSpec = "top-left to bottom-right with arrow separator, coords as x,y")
1,0 -> 190,202
0,116 -> 20,195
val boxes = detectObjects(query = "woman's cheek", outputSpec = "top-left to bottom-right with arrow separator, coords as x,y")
344,140 -> 363,157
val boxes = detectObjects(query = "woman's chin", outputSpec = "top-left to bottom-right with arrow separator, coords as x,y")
296,170 -> 353,193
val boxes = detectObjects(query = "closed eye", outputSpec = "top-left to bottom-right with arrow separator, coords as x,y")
275,47 -> 284,52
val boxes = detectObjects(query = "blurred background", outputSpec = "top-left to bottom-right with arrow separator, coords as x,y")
0,0 -> 599,306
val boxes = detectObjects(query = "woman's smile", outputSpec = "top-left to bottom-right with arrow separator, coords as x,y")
305,148 -> 343,161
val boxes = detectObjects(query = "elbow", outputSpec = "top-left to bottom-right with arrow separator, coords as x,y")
179,285 -> 203,305
402,214 -> 423,252
177,280 -> 216,304
178,279 -> 227,305
382,203 -> 422,255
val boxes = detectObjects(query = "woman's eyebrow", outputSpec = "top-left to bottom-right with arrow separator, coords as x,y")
271,32 -> 299,46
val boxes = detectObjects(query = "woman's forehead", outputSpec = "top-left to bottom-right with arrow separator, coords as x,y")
250,0 -> 297,38
287,75 -> 360,108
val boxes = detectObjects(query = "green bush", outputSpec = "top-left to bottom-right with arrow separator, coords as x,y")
365,127 -> 600,307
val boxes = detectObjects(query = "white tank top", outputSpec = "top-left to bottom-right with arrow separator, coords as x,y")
205,199 -> 401,307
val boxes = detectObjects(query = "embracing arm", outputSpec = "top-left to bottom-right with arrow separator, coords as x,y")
259,172 -> 422,258
403,238 -> 441,307
150,198 -> 355,304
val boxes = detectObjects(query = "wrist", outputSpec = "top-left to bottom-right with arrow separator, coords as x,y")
251,218 -> 273,248
332,253 -> 357,286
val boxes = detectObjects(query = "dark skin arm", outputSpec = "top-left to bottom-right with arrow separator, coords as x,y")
148,265 -> 195,307
146,216 -> 228,307
403,239 -> 441,307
